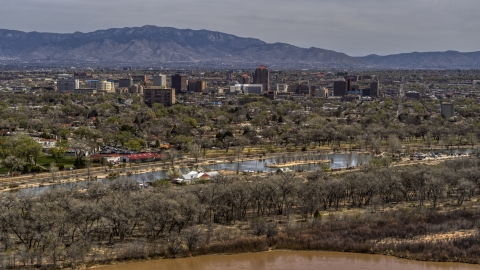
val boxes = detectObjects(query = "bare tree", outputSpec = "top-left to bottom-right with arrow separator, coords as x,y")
183,226 -> 205,252
49,163 -> 59,182
188,144 -> 202,163
388,135 -> 401,158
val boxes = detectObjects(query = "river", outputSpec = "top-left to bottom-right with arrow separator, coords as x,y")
97,250 -> 480,270
22,148 -> 474,194
24,152 -> 369,194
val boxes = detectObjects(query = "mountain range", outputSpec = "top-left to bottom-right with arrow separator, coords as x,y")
0,25 -> 479,69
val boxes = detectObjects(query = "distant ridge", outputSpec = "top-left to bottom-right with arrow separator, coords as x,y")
0,25 -> 479,69
359,50 -> 480,69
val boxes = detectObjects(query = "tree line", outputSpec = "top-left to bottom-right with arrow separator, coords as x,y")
1,154 -> 480,267
1,91 -> 480,160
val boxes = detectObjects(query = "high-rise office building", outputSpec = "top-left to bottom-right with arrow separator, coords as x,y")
197,80 -> 206,92
171,74 -> 188,94
119,78 -> 133,88
188,80 -> 207,92
253,65 -> 269,92
333,81 -> 348,97
57,78 -> 79,92
188,81 -> 197,92
153,74 -> 166,87
241,74 -> 251,84
370,81 -> 380,97
144,87 -> 175,107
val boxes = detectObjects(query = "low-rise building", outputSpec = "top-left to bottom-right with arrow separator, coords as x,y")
229,84 -> 264,94
173,171 -> 219,184
144,87 -> 175,106
57,78 -> 79,92
315,87 -> 329,98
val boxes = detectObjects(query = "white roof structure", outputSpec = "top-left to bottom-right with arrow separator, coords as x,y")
174,171 -> 219,184
277,168 -> 293,173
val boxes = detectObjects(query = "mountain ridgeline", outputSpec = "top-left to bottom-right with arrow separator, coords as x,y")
0,25 -> 479,69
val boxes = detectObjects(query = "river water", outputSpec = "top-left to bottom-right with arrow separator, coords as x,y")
98,250 -> 480,270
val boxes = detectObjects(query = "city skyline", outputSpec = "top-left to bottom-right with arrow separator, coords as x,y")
0,0 -> 479,56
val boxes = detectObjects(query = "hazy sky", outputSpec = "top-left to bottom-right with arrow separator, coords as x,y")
1,0 -> 479,56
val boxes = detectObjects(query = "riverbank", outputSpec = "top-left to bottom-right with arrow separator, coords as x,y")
87,217 -> 480,270
86,198 -> 480,269
265,160 -> 330,168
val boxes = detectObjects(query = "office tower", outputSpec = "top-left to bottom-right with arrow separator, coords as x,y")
241,74 -> 251,84
153,74 -> 166,87
188,80 -> 207,92
333,81 -> 348,97
57,78 -> 79,92
188,81 -> 197,92
144,87 -> 175,107
171,74 -> 188,94
370,81 -> 380,97
196,80 -> 206,92
119,78 -> 133,88
253,65 -> 269,92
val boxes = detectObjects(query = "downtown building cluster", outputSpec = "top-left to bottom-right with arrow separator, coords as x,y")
1,66 -> 387,108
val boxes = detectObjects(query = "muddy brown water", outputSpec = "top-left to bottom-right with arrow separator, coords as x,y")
98,251 -> 480,270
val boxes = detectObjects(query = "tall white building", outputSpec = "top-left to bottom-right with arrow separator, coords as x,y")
57,78 -> 79,92
153,74 -> 167,87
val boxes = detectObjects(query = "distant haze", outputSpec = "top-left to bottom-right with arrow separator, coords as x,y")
1,0 -> 479,56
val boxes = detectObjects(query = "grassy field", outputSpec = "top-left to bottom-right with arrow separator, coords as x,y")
0,155 -> 77,175
35,155 -> 76,169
